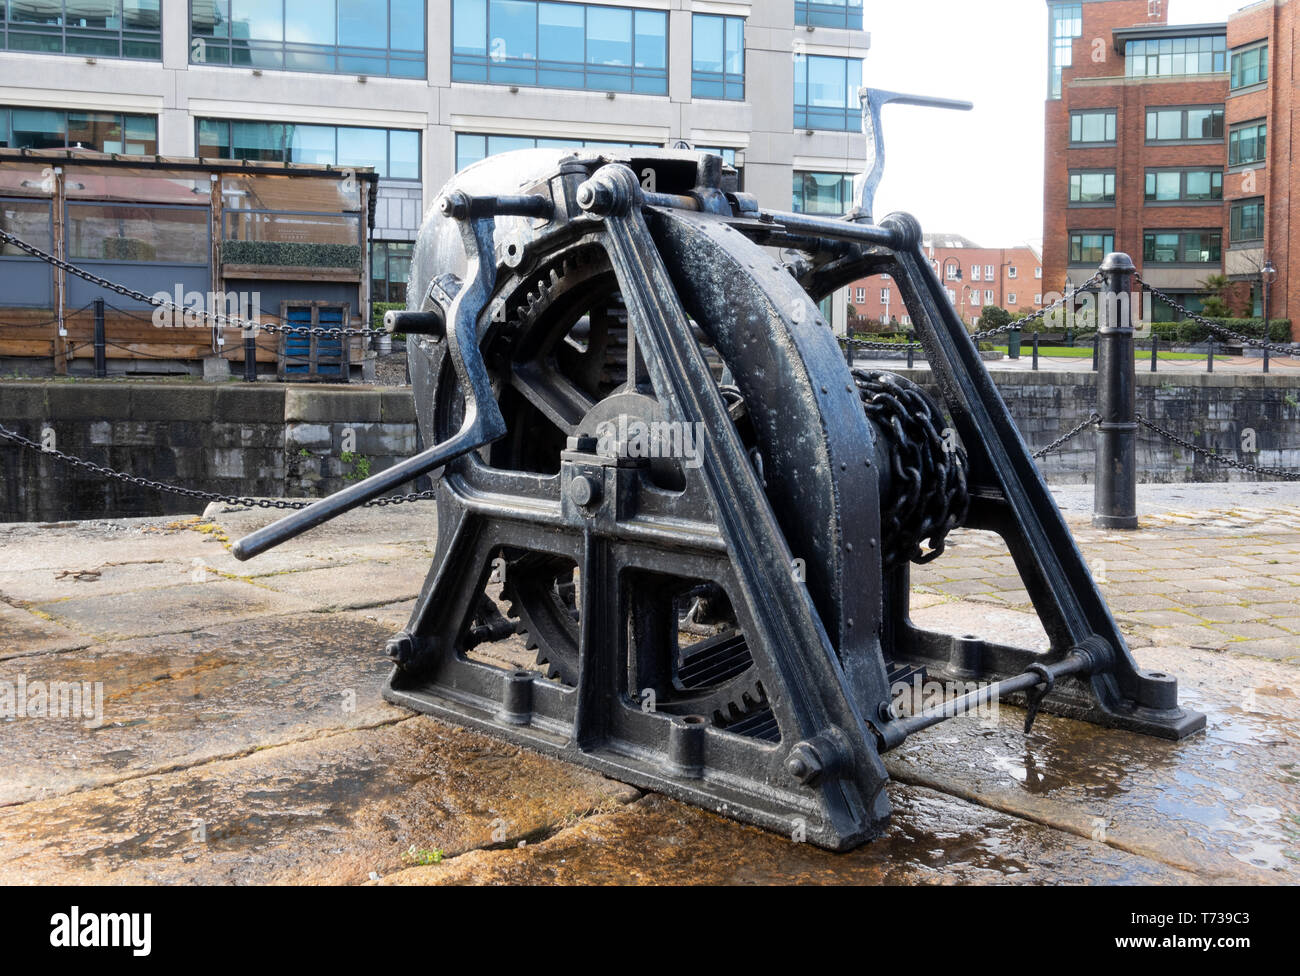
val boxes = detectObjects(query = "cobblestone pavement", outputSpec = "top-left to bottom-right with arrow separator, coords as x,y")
911,489 -> 1300,664
0,487 -> 1296,885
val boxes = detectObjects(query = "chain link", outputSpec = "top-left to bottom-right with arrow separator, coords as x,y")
1135,415 -> 1300,481
970,273 -> 1103,341
0,423 -> 437,509
0,227 -> 386,339
1032,412 -> 1100,460
841,273 -> 1104,353
1135,273 -> 1297,355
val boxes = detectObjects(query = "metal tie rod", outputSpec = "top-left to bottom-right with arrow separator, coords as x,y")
886,640 -> 1111,739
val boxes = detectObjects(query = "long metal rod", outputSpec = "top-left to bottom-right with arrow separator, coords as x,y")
230,432 -> 492,561
887,649 -> 1093,738
757,210 -> 902,248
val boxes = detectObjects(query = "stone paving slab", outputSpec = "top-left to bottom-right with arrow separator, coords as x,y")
0,613 -> 404,805
255,556 -> 431,611
29,579 -> 317,643
886,636 -> 1300,884
376,790 -> 1198,886
0,601 -> 90,659
0,717 -> 638,885
0,487 -> 1297,885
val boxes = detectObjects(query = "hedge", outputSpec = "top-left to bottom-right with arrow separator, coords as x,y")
1150,318 -> 1292,344
221,240 -> 362,270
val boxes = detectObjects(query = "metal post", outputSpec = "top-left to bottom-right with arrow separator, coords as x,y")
1207,338 -> 1214,373
1263,273 -> 1272,374
1150,333 -> 1158,372
906,343 -> 914,368
244,333 -> 258,381
1092,333 -> 1099,371
1094,253 -> 1138,530
1008,327 -> 1021,360
1032,331 -> 1039,370
93,297 -> 106,378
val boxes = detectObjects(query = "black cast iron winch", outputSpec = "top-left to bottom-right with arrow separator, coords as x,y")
232,92 -> 1204,850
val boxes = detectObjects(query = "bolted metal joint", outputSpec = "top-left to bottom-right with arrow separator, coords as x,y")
785,728 -> 849,786
575,164 -> 639,217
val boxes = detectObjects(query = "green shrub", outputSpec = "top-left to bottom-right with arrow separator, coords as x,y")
103,237 -> 156,261
221,240 -> 362,270
372,301 -> 405,333
1173,318 -> 1291,344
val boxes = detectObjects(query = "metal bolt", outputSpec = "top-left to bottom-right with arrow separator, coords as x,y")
569,474 -> 601,508
785,743 -> 823,785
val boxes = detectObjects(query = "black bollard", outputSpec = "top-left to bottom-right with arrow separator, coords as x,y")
1092,333 -> 1099,371
1207,338 -> 1214,373
244,333 -> 258,381
1032,332 -> 1039,371
1094,253 -> 1138,529
1263,342 -> 1270,374
1150,333 -> 1158,372
93,298 -> 106,378
906,343 -> 914,368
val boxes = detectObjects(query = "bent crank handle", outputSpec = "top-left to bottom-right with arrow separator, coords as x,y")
231,430 -> 492,561
234,192 -> 515,562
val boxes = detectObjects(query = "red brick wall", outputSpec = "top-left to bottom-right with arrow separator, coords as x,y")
846,245 -> 1043,326
1226,0 -> 1295,334
1044,0 -> 1297,339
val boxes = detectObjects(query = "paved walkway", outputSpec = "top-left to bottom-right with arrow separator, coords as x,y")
850,352 -> 1300,374
0,488 -> 1296,884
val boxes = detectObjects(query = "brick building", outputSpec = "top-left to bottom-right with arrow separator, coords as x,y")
1043,0 -> 1296,336
847,235 -> 1043,327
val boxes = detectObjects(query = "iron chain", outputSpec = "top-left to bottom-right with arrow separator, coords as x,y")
1135,273 -> 1297,356
841,272 -> 1104,353
0,423 -> 437,508
1032,413 -> 1099,460
1135,415 -> 1300,481
0,227 -> 386,339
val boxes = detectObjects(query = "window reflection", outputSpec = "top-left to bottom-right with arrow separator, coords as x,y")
452,0 -> 667,94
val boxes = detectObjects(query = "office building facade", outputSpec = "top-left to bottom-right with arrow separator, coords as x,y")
1,1 -> 871,311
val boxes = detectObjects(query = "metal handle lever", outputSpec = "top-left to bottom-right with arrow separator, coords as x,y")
853,87 -> 973,223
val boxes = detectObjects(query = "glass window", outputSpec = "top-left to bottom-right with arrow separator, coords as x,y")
1070,109 -> 1117,143
795,1 -> 863,30
1145,105 -> 1223,142
1069,171 -> 1115,204
1229,199 -> 1264,243
792,171 -> 854,214
1126,34 -> 1225,78
692,14 -> 744,100
196,118 -> 420,180
2,0 -> 160,59
66,203 -> 209,265
1230,44 -> 1268,89
0,198 -> 54,255
191,0 -> 426,77
1228,121 -> 1266,166
371,240 -> 413,303
1142,230 -> 1221,264
1144,169 -> 1221,202
454,131 -> 657,171
0,106 -> 156,154
1048,2 -> 1082,99
452,0 -> 666,94
1068,232 -> 1115,265
794,55 -> 862,131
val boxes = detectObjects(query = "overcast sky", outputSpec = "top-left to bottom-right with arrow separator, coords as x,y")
864,0 -> 1245,248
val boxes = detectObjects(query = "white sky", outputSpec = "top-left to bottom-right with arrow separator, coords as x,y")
864,0 -> 1245,248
